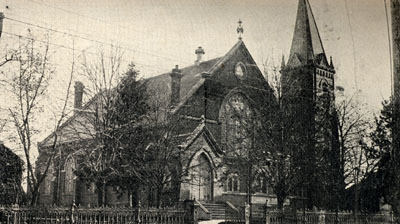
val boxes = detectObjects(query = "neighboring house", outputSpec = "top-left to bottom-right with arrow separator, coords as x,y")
37,0 -> 337,209
0,142 -> 24,205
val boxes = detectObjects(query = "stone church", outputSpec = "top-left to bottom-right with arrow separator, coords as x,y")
37,0 -> 337,210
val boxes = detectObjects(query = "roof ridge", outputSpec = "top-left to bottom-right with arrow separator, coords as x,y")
208,40 -> 243,76
146,56 -> 222,80
171,40 -> 244,114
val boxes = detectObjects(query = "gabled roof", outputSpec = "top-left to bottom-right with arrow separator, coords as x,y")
39,39 -> 253,147
171,39 -> 250,113
178,121 -> 223,156
288,0 -> 327,67
147,57 -> 222,106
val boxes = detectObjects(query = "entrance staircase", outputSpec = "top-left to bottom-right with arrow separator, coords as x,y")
202,203 -> 227,220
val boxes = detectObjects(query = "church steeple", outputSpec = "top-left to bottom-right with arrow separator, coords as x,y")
287,0 -> 327,67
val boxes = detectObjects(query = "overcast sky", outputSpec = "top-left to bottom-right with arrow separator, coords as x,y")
0,0 -> 393,153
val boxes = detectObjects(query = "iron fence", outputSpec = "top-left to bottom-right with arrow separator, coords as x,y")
265,210 -> 396,224
0,206 -> 187,224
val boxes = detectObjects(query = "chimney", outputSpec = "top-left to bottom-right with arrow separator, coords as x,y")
170,65 -> 183,107
195,46 -> 205,66
0,12 -> 4,39
74,81 -> 84,112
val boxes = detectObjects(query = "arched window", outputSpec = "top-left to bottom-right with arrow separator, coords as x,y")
220,93 -> 252,156
226,174 -> 240,192
322,82 -> 329,93
318,79 -> 330,94
64,157 -> 76,194
318,79 -> 331,109
43,163 -> 54,195
252,172 -> 272,194
234,62 -> 247,79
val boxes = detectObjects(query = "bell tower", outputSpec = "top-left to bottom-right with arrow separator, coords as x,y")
284,0 -> 335,100
281,0 -> 338,208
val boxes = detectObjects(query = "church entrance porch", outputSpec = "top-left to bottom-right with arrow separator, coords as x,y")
189,153 -> 214,202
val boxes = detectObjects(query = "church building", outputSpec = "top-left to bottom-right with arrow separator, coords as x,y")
37,0 -> 337,211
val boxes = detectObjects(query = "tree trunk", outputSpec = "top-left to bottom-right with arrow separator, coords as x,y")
277,195 -> 285,211
29,185 -> 40,206
156,186 -> 162,208
354,180 -> 360,222
97,181 -> 107,206
102,180 -> 106,206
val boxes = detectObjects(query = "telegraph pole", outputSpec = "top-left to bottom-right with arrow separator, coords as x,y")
390,1 -> 400,218
392,0 -> 400,159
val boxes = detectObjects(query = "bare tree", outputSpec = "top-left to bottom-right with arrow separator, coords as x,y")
0,49 -> 17,68
72,47 -> 127,206
336,94 -> 377,212
261,62 -> 298,210
4,33 -> 75,205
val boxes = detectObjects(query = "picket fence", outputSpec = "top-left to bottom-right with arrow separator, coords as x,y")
0,206 -> 187,224
225,205 -> 397,224
265,210 -> 396,224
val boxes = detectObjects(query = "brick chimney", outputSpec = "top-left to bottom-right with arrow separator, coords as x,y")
0,12 -> 4,39
170,65 -> 183,107
195,46 -> 205,66
74,81 -> 84,113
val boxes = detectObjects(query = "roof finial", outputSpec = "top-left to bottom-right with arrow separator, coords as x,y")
237,19 -> 244,40
200,115 -> 205,124
330,56 -> 335,69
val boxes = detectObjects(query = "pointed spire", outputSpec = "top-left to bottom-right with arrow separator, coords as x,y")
281,55 -> 286,69
287,0 -> 326,67
237,19 -> 244,40
329,56 -> 334,69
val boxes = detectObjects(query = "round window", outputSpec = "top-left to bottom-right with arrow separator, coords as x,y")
234,62 -> 246,79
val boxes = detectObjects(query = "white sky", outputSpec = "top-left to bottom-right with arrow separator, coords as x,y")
0,0 -> 393,157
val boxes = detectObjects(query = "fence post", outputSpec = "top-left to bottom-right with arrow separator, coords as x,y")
264,199 -> 270,224
391,210 -> 394,224
183,200 -> 198,224
138,200 -> 142,224
318,210 -> 325,224
12,204 -> 18,224
70,201 -> 76,224
244,202 -> 250,224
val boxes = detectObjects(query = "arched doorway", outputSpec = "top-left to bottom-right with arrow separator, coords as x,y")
190,153 -> 214,202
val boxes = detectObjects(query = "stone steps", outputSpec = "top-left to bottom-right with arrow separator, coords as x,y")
203,203 -> 227,220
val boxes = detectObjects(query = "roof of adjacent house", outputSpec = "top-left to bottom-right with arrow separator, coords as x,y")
0,143 -> 23,164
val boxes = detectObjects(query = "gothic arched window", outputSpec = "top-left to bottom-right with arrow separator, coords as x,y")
226,174 -> 240,192
43,163 -> 54,195
220,93 -> 252,156
64,157 -> 76,194
252,172 -> 273,194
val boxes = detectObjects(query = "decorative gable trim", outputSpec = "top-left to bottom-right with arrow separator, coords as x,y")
179,122 -> 223,156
